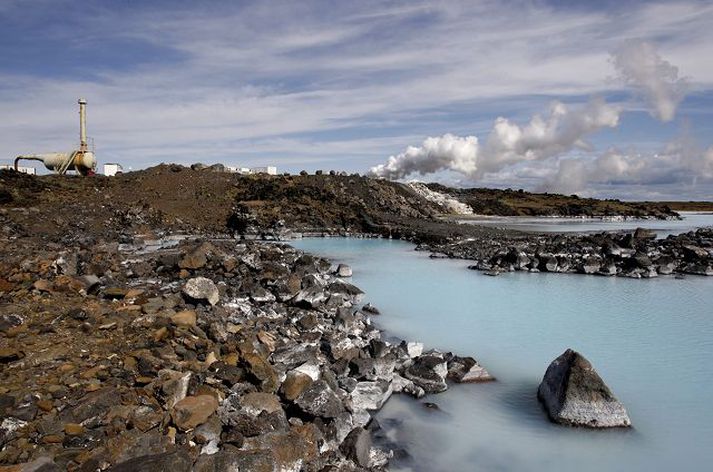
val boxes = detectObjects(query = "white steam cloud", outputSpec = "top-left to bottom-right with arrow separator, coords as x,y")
370,99 -> 620,179
611,39 -> 688,122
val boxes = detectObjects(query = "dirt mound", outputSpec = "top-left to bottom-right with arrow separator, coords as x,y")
0,166 -> 445,242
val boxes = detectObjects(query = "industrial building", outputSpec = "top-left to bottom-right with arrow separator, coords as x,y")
103,163 -> 123,176
224,165 -> 277,175
0,164 -> 36,175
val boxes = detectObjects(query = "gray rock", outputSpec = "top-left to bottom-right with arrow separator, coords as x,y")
182,277 -> 219,305
404,354 -> 448,393
538,349 -> 631,428
350,381 -> 393,411
336,263 -> 353,277
633,227 -> 657,240
294,380 -> 344,418
340,427 -> 372,468
107,450 -> 193,471
581,257 -> 601,274
292,287 -> 328,308
328,280 -> 365,304
391,373 -> 425,398
193,449 -> 275,472
447,355 -> 494,382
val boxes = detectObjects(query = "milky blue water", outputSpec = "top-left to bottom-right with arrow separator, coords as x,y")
292,238 -> 713,472
455,211 -> 713,237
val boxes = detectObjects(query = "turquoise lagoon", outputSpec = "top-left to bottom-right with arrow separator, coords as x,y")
292,237 -> 713,472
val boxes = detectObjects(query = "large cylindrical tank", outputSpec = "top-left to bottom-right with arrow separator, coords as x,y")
74,151 -> 96,174
17,151 -> 97,175
30,153 -> 69,171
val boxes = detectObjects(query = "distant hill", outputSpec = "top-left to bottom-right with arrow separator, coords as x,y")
426,184 -> 679,219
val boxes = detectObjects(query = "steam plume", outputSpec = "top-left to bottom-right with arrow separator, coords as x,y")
370,99 -> 620,179
611,40 -> 687,122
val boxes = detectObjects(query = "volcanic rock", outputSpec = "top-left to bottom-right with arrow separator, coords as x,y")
446,355 -> 495,382
182,277 -> 219,305
336,263 -> 353,277
340,427 -> 372,468
294,380 -> 344,418
537,349 -> 631,428
171,395 -> 219,431
404,353 -> 448,393
350,381 -> 393,411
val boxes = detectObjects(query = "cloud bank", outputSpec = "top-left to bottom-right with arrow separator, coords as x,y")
611,39 -> 688,122
543,142 -> 713,195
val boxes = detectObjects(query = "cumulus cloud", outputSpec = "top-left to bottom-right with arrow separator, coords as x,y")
543,143 -> 713,194
610,39 -> 688,122
370,99 -> 620,179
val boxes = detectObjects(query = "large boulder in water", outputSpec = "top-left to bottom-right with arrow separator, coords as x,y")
537,349 -> 631,428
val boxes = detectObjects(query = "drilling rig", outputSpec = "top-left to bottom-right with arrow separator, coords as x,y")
14,98 -> 97,175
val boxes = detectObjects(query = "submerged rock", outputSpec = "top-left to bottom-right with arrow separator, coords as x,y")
537,349 -> 631,428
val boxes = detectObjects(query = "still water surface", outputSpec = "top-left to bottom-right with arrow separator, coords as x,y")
454,211 -> 713,237
292,238 -> 713,472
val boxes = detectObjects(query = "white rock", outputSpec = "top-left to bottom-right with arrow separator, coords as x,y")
294,362 -> 321,381
406,342 -> 423,358
183,277 -> 220,305
350,381 -> 393,410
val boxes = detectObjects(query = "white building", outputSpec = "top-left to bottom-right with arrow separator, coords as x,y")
0,165 -> 36,175
250,166 -> 278,175
103,163 -> 123,176
224,165 -> 277,175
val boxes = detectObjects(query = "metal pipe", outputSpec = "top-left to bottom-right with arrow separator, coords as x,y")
78,98 -> 87,151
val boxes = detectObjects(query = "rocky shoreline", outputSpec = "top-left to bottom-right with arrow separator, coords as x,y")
0,236 -> 492,471
418,227 -> 713,278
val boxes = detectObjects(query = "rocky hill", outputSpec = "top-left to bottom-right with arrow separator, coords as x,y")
0,166 -> 445,242
0,166 -> 683,245
427,184 -> 679,219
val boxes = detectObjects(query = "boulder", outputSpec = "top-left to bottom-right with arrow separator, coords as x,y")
239,392 -> 283,417
339,427 -> 372,468
633,227 -> 656,240
350,381 -> 393,410
182,277 -> 219,305
336,263 -> 353,277
361,303 -> 380,315
242,351 -> 279,393
107,450 -> 193,472
193,449 -> 275,472
537,349 -> 631,428
294,380 -> 344,418
280,371 -> 313,401
404,354 -> 448,393
446,355 -> 494,382
171,395 -> 219,431
170,310 -> 196,327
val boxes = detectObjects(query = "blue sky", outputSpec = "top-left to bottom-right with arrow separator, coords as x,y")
1,0 -> 713,199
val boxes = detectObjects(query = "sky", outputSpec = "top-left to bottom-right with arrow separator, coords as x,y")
1,0 -> 713,200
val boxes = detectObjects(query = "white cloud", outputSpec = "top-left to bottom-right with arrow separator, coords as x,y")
542,142 -> 713,195
611,39 -> 688,121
